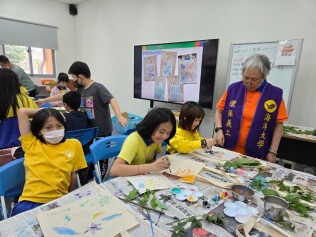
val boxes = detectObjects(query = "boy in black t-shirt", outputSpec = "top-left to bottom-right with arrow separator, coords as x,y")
63,91 -> 89,131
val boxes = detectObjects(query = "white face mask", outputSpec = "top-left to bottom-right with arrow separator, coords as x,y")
41,129 -> 65,144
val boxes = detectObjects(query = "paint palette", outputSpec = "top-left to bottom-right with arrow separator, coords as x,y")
223,201 -> 259,224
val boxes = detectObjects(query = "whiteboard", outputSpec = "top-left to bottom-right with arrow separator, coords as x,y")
227,39 -> 303,112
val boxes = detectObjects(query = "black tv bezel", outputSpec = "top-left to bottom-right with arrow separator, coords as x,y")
134,38 -> 219,109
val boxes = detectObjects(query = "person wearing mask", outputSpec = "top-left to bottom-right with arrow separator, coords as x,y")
36,61 -> 128,137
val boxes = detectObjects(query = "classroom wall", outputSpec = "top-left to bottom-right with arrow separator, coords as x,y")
1,0 -> 316,136
74,0 -> 316,136
0,0 -> 77,85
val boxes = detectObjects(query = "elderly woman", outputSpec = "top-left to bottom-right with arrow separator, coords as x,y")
215,54 -> 288,162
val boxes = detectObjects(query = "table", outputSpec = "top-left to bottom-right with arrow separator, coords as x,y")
278,124 -> 316,170
1,151 -> 315,237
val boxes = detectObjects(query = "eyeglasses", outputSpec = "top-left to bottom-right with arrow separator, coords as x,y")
242,76 -> 262,83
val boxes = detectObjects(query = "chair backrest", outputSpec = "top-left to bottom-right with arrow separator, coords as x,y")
65,127 -> 99,146
0,117 -> 21,149
0,158 -> 25,196
39,102 -> 52,108
89,135 -> 127,164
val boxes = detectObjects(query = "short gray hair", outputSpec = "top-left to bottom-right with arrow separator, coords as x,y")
242,54 -> 271,79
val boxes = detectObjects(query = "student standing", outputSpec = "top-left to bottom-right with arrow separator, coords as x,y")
215,54 -> 288,162
36,61 -> 128,137
11,108 -> 86,216
49,72 -> 71,107
167,101 -> 215,154
110,108 -> 176,177
0,55 -> 37,97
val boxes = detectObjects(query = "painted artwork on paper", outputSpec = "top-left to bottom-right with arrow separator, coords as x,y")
36,189 -> 138,237
154,76 -> 166,100
127,173 -> 174,194
160,51 -> 177,77
167,76 -> 184,102
194,146 -> 240,161
143,55 -> 157,81
178,53 -> 197,84
168,154 -> 206,176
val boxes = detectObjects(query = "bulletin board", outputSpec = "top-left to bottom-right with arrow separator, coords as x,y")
226,39 -> 303,112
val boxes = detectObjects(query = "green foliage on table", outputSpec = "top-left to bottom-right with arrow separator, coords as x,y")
283,126 -> 316,136
126,188 -> 167,209
261,180 -> 315,217
251,176 -> 268,191
223,157 -> 261,169
168,213 -> 224,237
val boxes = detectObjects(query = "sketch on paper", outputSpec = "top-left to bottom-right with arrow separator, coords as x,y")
143,55 -> 157,81
167,76 -> 184,102
178,53 -> 197,84
37,189 -> 139,237
127,173 -> 174,194
193,146 -> 240,161
160,51 -> 177,77
154,76 -> 166,100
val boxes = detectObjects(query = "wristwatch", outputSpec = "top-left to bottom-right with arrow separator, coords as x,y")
201,139 -> 207,148
215,127 -> 223,133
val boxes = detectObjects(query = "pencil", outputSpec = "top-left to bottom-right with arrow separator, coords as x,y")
117,197 -> 179,220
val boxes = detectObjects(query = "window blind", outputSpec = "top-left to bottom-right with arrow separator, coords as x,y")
0,17 -> 58,50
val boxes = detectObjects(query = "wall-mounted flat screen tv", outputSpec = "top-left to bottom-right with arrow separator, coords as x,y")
134,39 -> 219,109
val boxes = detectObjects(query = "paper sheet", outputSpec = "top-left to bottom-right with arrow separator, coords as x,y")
37,189 -> 139,237
126,173 -> 174,194
194,146 -> 240,161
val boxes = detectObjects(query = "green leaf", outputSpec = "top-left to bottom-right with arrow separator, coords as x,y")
155,199 -> 168,209
261,188 -> 280,197
126,189 -> 139,200
150,196 -> 158,209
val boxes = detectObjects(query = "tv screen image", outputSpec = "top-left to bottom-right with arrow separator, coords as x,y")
134,39 -> 219,109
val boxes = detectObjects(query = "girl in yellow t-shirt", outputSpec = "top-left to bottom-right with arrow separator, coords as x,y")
167,101 -> 215,154
110,108 -> 177,177
11,108 -> 87,216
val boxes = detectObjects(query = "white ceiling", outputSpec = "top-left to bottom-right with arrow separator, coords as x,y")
47,0 -> 91,4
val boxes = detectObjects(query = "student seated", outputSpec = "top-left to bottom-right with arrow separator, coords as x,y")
11,108 -> 87,216
167,101 -> 216,154
0,68 -> 38,149
110,108 -> 176,177
63,90 -> 89,131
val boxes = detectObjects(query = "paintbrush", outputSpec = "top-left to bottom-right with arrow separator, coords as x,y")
117,197 -> 179,220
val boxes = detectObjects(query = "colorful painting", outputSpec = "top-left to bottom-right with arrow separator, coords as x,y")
36,189 -> 139,237
167,76 -> 184,102
160,51 -> 177,77
154,76 -> 166,100
168,154 -> 206,176
126,173 -> 174,194
178,53 -> 197,84
143,55 -> 157,81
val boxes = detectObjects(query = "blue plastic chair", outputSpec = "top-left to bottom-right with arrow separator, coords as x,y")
90,135 -> 127,183
65,127 -> 99,186
0,158 -> 25,219
39,102 -> 52,108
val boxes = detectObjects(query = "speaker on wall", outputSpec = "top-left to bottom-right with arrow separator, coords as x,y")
69,4 -> 78,16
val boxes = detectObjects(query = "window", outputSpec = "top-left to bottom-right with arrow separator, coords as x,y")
1,44 -> 56,78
